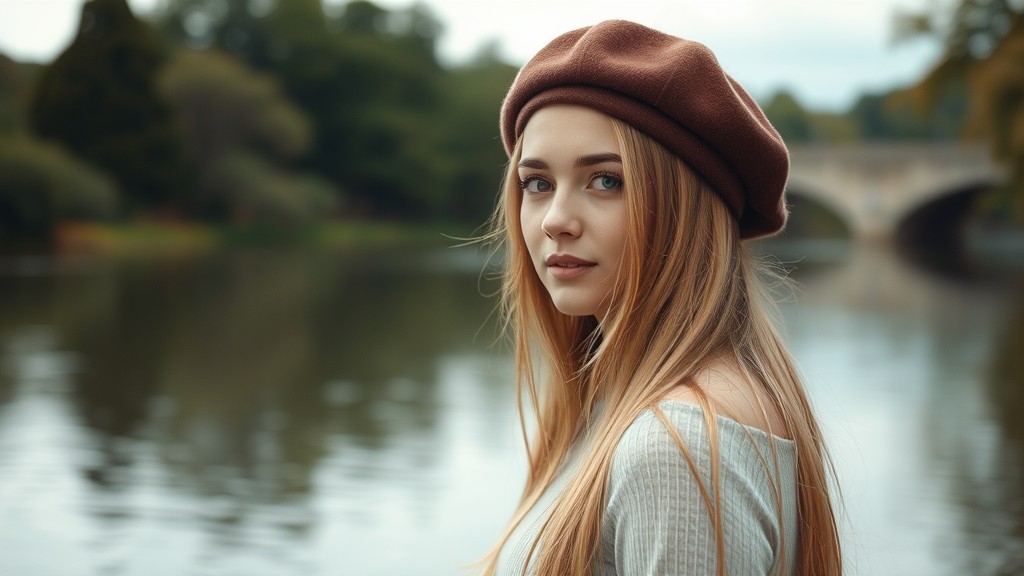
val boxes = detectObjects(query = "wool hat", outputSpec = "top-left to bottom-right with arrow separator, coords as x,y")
500,20 -> 789,239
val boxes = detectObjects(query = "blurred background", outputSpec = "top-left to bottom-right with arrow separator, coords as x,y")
0,1 -> 1022,575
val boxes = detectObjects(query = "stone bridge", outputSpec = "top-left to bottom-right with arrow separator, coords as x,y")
786,143 -> 1004,239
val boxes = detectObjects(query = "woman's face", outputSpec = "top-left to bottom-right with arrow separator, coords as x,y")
518,105 -> 628,320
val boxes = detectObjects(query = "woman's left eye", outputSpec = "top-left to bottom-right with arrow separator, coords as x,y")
590,174 -> 622,191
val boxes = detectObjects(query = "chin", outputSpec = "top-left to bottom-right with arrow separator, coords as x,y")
548,296 -> 600,318
553,306 -> 596,317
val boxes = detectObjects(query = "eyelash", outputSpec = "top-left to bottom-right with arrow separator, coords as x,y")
519,176 -> 551,194
591,171 -> 623,191
518,172 -> 624,193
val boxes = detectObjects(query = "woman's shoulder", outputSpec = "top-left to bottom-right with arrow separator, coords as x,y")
613,401 -> 795,477
607,401 -> 798,531
603,396 -> 800,576
603,356 -> 799,516
661,357 -> 792,441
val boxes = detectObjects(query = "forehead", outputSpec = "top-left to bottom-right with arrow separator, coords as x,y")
519,105 -> 619,160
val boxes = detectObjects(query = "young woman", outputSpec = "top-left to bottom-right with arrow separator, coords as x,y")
480,20 -> 842,576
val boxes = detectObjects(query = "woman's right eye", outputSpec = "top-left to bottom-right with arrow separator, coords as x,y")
520,177 -> 553,194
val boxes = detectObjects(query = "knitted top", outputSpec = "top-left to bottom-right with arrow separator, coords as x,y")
495,401 -> 797,575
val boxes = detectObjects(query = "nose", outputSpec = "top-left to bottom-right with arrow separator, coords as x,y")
540,191 -> 582,239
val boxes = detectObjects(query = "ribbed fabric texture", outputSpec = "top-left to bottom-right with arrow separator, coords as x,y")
495,401 -> 797,576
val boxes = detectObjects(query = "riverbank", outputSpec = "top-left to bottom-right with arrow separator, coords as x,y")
52,220 -> 480,257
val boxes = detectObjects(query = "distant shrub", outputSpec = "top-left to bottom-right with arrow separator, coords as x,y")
0,137 -> 117,240
0,54 -> 29,136
157,48 -> 342,222
29,0 -> 190,214
212,151 -> 338,226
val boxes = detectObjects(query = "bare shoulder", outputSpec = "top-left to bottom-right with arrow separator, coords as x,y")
661,357 -> 791,440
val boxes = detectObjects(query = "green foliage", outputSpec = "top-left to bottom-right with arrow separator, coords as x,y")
155,0 -> 275,61
0,137 -> 117,242
151,0 -> 475,221
761,90 -> 860,144
779,193 -> 850,239
159,49 -> 311,161
848,87 -> 965,141
212,150 -> 338,225
157,48 -> 339,222
894,0 -> 1020,62
334,0 -> 389,34
763,90 -> 812,142
29,0 -> 191,215
892,0 -> 1018,115
267,0 -> 329,46
0,54 -> 29,135
441,53 -> 520,221
267,6 -> 448,219
806,112 -> 860,143
896,1 -> 1024,222
969,24 -> 1024,224
340,2 -> 444,59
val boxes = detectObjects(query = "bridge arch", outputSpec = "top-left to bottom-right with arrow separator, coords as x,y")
896,180 -> 998,242
786,144 -> 1003,239
783,185 -> 852,238
895,177 -> 1001,232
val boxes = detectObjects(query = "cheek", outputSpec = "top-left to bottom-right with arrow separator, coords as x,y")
519,206 -> 543,257
600,205 -> 630,256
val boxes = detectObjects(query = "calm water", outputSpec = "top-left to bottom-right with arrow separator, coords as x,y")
0,241 -> 1021,576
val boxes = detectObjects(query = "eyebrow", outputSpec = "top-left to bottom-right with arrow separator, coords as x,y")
518,153 -> 623,170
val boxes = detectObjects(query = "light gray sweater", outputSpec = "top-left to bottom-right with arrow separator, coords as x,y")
495,401 -> 797,575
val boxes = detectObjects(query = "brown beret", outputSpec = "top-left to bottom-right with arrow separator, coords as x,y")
500,20 -> 788,239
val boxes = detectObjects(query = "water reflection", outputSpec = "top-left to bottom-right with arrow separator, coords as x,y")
0,246 -> 517,576
771,241 -> 1022,576
966,286 -> 1024,575
0,242 -> 1020,575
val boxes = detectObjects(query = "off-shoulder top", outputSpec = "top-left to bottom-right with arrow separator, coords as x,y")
495,401 -> 798,575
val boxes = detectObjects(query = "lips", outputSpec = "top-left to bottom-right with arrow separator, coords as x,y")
545,254 -> 596,267
545,254 -> 596,279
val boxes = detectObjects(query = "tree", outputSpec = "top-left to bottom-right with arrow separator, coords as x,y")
156,0 -> 275,60
157,48 -> 339,224
969,24 -> 1024,223
29,0 -> 191,216
762,90 -> 812,143
896,0 -> 1024,223
0,54 -> 30,135
440,50 -> 519,222
149,0 -> 518,222
847,91 -> 944,140
263,0 -> 450,219
0,137 -> 117,245
894,0 -> 1020,65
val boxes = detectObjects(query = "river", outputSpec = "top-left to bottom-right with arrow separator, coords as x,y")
0,240 -> 1020,575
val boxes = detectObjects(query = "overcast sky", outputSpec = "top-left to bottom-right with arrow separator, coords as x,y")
0,0 -> 942,111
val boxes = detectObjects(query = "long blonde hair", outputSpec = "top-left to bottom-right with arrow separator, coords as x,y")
480,118 -> 841,575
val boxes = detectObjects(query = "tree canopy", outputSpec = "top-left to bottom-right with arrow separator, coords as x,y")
19,0 -> 1002,236
152,0 -> 509,222
157,48 -> 338,223
896,0 -> 1024,222
30,0 -> 191,216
